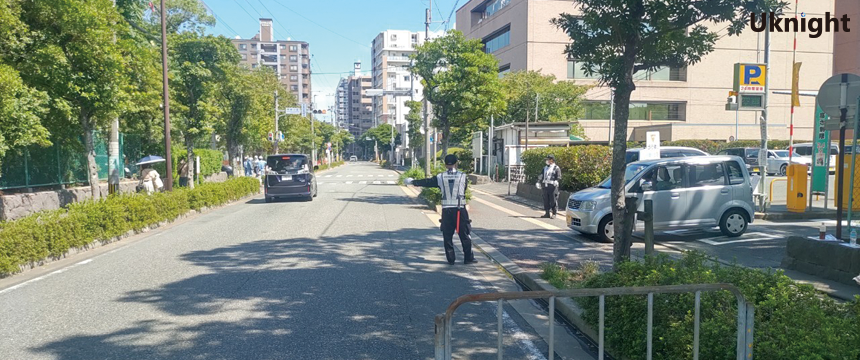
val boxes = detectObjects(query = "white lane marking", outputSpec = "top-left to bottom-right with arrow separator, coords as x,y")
359,181 -> 367,184
336,175 -> 343,178
471,196 -> 560,231
324,175 -> 332,178
373,181 -> 382,185
697,232 -> 781,246
386,181 -> 396,185
357,175 -> 364,177
388,175 -> 395,177
345,181 -> 353,184
0,258 -> 95,295
346,175 -> 353,177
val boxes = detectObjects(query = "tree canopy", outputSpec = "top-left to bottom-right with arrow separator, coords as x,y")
412,30 -> 505,157
500,70 -> 589,137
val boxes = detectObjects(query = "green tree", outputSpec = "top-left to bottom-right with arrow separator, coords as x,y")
552,0 -> 787,266
412,30 -> 505,158
360,124 -> 400,158
16,0 -> 131,199
500,70 -> 589,137
170,32 -> 239,188
405,100 -> 424,156
0,0 -> 51,171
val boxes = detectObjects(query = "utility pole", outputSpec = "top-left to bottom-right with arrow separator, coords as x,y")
758,14 -> 771,211
274,91 -> 280,154
423,1 -> 432,177
160,0 -> 173,191
109,0 -> 119,195
410,60 -> 416,168
488,114 -> 494,178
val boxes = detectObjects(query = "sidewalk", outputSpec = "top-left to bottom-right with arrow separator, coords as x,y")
471,181 -> 860,301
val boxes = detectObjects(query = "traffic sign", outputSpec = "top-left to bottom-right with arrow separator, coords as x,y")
278,131 -> 284,141
301,103 -> 308,117
733,63 -> 766,94
640,131 -> 660,160
817,73 -> 860,127
284,107 -> 301,115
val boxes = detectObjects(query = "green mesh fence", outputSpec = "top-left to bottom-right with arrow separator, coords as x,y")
0,132 -> 145,190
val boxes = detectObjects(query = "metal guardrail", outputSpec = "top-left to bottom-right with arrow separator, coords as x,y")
434,283 -> 754,360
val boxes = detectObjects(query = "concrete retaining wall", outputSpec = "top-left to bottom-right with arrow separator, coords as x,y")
516,182 -> 572,209
782,236 -> 860,285
0,181 -> 138,221
204,172 -> 228,183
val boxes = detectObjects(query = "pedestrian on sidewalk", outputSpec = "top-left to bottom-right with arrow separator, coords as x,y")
178,158 -> 190,187
406,154 -> 477,265
537,154 -> 562,219
137,164 -> 163,194
243,156 -> 253,177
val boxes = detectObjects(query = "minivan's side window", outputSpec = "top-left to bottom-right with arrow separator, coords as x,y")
660,150 -> 681,158
726,161 -> 745,185
688,163 -> 727,187
645,164 -> 684,191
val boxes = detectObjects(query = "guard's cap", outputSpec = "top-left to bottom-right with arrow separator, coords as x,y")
444,154 -> 458,165
546,154 -> 555,160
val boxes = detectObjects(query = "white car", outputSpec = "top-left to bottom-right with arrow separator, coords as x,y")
765,150 -> 811,176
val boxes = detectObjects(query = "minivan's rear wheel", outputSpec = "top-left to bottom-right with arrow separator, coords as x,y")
719,209 -> 748,237
597,216 -> 614,243
779,164 -> 787,176
264,196 -> 272,203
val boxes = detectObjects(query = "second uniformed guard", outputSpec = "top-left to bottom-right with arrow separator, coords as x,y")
406,154 -> 476,265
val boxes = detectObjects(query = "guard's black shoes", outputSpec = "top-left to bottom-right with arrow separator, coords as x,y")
464,258 -> 478,264
448,261 -> 456,265
540,214 -> 551,218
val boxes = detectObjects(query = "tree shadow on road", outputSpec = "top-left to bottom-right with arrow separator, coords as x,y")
30,228 -> 540,360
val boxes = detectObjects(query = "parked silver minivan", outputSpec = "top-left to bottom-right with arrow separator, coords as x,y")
566,156 -> 755,243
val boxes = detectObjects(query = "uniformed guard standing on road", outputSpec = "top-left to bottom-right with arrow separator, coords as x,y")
537,154 -> 562,219
406,154 -> 477,265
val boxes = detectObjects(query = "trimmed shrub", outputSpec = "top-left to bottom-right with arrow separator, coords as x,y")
0,177 -> 260,276
521,146 -> 612,192
544,253 -> 860,360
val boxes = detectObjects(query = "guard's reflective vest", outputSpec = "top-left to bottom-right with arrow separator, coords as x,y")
438,170 -> 467,209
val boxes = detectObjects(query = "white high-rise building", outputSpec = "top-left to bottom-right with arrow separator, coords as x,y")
371,30 -> 443,164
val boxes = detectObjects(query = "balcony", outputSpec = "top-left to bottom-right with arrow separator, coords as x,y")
387,55 -> 411,63
260,44 -> 278,53
261,54 -> 278,64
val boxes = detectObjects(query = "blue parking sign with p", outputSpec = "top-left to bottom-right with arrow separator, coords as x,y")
744,66 -> 763,85
734,63 -> 766,94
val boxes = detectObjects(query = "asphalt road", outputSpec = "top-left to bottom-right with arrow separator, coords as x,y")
0,162 -> 551,360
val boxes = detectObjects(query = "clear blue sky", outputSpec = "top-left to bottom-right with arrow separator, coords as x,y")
201,0 -> 462,111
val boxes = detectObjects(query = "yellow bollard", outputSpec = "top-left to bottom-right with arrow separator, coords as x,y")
787,163 -> 808,213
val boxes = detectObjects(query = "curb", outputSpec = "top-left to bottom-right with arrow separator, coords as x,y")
755,210 -> 837,221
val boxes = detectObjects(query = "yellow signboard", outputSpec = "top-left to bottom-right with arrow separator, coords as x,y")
733,63 -> 767,94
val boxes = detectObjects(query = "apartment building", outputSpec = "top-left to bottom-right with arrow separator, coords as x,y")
337,61 -> 374,139
231,18 -> 312,104
456,0 -> 835,142
370,30 -> 444,127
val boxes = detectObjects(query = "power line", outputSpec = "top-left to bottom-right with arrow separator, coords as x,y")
270,2 -> 370,48
232,0 -> 259,24
445,0 -> 461,30
198,0 -> 240,37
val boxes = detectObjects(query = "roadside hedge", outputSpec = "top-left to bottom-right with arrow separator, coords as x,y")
399,165 -> 472,205
171,148 -> 224,180
521,146 -> 612,192
542,253 -> 860,360
0,177 -> 260,276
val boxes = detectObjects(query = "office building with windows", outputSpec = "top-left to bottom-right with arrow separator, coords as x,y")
231,18 -> 312,104
337,61 -> 374,140
835,0 -> 860,75
456,0 -> 834,142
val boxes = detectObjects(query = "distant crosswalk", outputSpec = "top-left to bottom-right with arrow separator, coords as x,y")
322,174 -> 395,178
317,180 -> 397,185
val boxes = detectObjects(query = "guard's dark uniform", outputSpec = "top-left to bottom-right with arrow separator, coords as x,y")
411,165 -> 475,265
539,156 -> 562,218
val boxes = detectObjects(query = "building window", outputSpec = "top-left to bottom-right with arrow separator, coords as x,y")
567,61 -> 601,79
582,102 -> 686,121
291,85 -> 298,91
290,45 -> 297,51
241,54 -> 248,60
280,44 -> 286,50
290,55 -> 298,62
251,64 -> 257,69
251,43 -> 257,49
290,75 -> 298,80
484,0 -> 511,19
239,44 -> 247,50
484,26 -> 510,53
290,65 -> 298,71
498,64 -> 511,78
